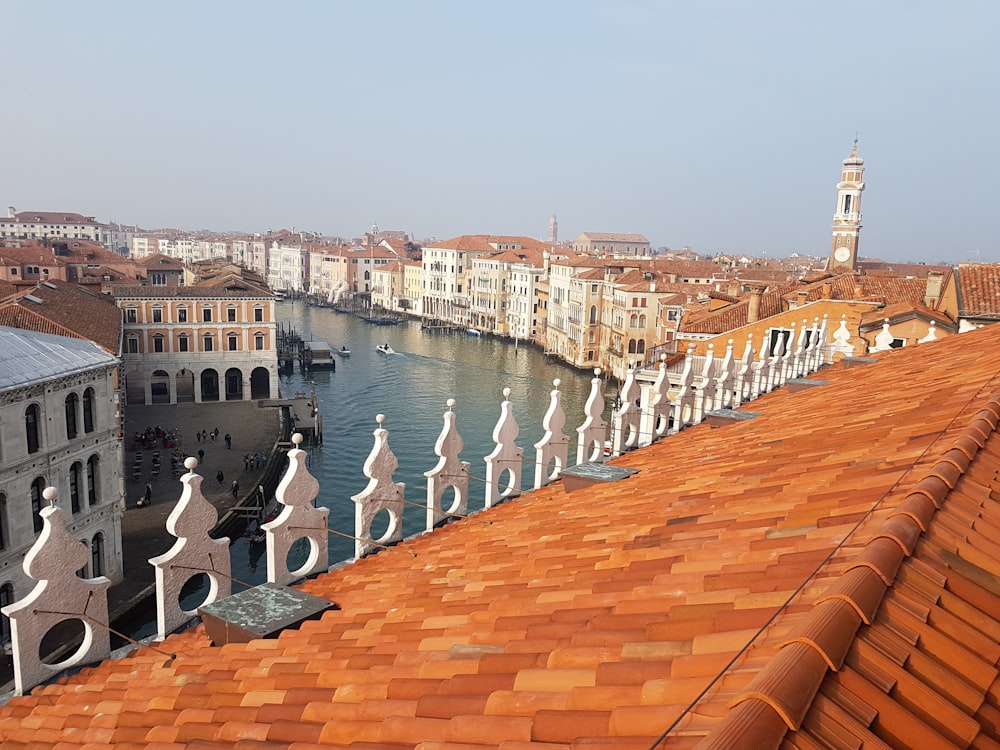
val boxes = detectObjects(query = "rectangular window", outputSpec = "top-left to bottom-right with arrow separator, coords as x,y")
126,308 -> 137,323
255,334 -> 265,350
178,337 -> 189,352
227,308 -> 237,322
204,336 -> 214,351
228,334 -> 238,351
127,338 -> 139,353
178,307 -> 188,322
152,308 -> 162,323
202,308 -> 212,322
153,337 -> 164,353
254,307 -> 263,322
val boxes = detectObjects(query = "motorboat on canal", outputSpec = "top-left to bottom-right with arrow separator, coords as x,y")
337,346 -> 351,357
376,343 -> 395,355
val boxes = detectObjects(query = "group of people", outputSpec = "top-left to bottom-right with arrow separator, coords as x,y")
133,425 -> 178,449
243,452 -> 266,471
195,427 -> 220,443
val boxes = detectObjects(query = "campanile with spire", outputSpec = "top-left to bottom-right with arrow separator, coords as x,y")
828,139 -> 865,271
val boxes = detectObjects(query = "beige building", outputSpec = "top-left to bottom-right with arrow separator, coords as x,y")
571,232 -> 651,257
114,271 -> 278,405
0,208 -> 103,242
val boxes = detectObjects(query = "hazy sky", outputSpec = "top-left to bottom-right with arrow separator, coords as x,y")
3,2 -> 997,263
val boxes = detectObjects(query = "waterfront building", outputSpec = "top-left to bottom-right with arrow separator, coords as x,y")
401,258 -> 423,312
0,208 -> 103,243
266,241 -> 309,295
468,246 -> 546,335
0,326 -> 124,641
370,259 -> 410,311
113,268 -> 278,404
571,231 -> 651,257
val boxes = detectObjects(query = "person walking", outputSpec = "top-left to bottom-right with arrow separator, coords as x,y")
225,433 -> 232,449
140,483 -> 152,508
231,480 -> 239,499
217,470 -> 224,485
198,448 -> 205,463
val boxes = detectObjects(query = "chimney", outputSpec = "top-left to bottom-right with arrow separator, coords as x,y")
795,290 -> 808,309
7,206 -> 14,218
924,271 -> 944,308
747,285 -> 764,324
821,281 -> 832,300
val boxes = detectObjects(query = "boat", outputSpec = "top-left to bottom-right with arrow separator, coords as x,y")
467,328 -> 482,337
376,343 -> 395,355
337,346 -> 351,357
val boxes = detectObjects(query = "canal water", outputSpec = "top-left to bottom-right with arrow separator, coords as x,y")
227,299 -> 610,584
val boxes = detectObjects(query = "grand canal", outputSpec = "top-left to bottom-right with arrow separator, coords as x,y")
230,299 -> 611,580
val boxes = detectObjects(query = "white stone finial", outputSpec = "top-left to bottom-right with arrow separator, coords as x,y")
553,378 -> 561,387
485,389 -> 523,507
594,367 -> 602,376
425,399 -> 470,529
264,436 -> 330,581
2,486 -> 111,695
149,458 -> 231,639
292,432 -> 304,446
446,398 -> 456,409
352,418 -> 405,559
535,378 -> 569,487
577,369 -> 608,463
376,414 -> 386,425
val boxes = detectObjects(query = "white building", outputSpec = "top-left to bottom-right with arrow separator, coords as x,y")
0,208 -> 103,243
0,327 -> 124,643
572,232 -> 651,257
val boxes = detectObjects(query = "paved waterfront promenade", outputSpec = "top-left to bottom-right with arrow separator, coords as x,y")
0,399 -> 284,689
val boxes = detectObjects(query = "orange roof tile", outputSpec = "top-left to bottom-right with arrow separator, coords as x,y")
5,325 -> 1000,748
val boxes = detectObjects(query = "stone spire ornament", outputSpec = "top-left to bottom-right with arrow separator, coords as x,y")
534,379 -> 569,488
262,432 -> 329,583
149,457 -> 231,639
352,415 -> 405,560
424,398 -> 470,529
610,366 -> 640,457
484,387 -> 523,508
577,368 -> 608,462
1,487 -> 111,695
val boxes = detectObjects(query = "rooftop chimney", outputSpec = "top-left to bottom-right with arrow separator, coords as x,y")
924,271 -> 945,308
747,285 -> 765,324
7,206 -> 14,219
821,281 -> 833,300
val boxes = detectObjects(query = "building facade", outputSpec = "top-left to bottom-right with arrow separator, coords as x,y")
0,327 -> 124,643
828,139 -> 865,271
114,283 -> 278,405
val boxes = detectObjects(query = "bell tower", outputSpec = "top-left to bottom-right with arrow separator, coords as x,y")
828,138 -> 865,271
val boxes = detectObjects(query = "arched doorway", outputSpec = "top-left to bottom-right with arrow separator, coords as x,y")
250,367 -> 271,399
124,369 -> 145,405
200,369 -> 219,402
151,370 -> 170,404
176,368 -> 195,402
225,368 -> 244,401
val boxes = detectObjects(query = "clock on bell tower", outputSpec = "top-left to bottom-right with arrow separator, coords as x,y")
828,138 -> 865,272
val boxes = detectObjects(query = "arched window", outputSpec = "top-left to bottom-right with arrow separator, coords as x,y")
630,313 -> 638,328
86,455 -> 100,505
0,583 -> 13,644
25,404 -> 41,454
638,314 -> 646,328
628,339 -> 637,354
65,392 -> 79,439
83,388 -> 95,433
589,305 -> 598,325
91,533 -> 105,577
30,477 -> 45,533
637,340 -> 646,354
70,462 -> 83,513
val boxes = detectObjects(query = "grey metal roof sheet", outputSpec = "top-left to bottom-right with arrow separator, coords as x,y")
0,325 -> 118,390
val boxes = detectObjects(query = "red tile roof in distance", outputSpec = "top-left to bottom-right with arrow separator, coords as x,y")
4,326 -> 1000,748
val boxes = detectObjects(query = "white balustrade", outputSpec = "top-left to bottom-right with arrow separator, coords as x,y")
713,339 -> 736,410
149,457 -> 231,639
672,345 -> 697,433
534,379 -> 570,487
1,488 -> 111,696
610,366 -> 640,457
263,432 -> 330,582
425,399 -> 470,528
484,388 -> 523,508
352,416 -> 405,560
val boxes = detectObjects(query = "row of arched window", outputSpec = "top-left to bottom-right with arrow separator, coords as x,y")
0,461 -> 102,552
26,388 -> 98,455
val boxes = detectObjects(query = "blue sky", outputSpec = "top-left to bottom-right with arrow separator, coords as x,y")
3,1 -> 997,263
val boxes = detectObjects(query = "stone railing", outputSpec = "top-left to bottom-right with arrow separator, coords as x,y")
0,312 -> 893,694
